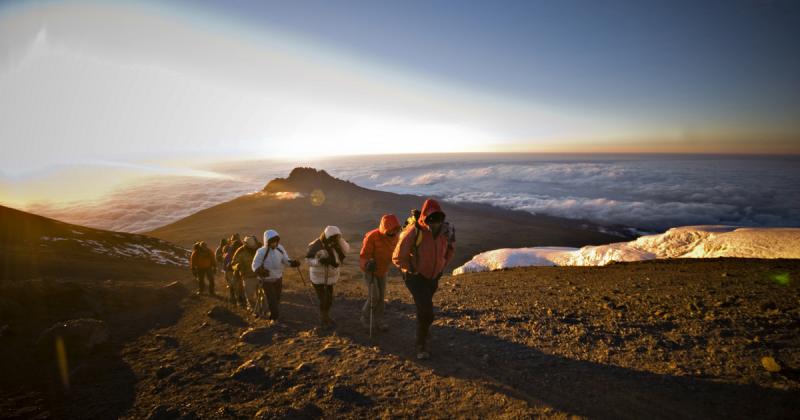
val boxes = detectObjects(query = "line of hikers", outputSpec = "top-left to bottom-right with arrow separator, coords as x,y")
189,198 -> 456,360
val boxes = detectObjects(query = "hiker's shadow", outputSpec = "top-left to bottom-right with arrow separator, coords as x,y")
328,295 -> 799,419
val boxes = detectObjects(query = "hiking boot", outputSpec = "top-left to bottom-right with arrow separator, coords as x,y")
325,316 -> 337,328
415,344 -> 430,360
321,310 -> 336,328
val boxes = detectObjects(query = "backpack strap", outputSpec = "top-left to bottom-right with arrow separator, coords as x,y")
409,224 -> 424,273
255,247 -> 271,269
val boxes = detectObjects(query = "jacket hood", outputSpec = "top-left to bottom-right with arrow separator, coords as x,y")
419,199 -> 445,228
323,225 -> 341,239
379,214 -> 401,234
263,229 -> 280,245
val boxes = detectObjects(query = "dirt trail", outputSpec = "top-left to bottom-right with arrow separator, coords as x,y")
2,258 -> 799,419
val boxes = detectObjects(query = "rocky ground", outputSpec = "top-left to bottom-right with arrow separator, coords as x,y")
2,258 -> 799,419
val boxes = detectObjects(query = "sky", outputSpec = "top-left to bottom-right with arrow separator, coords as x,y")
1,0 -> 800,205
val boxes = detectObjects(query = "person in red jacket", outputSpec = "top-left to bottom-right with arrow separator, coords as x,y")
359,214 -> 401,332
393,199 -> 455,359
190,241 -> 216,295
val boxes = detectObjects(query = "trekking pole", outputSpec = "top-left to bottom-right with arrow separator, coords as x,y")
369,270 -> 375,339
294,266 -> 316,306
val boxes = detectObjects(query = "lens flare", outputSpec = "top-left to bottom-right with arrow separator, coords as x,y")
310,189 -> 326,207
55,336 -> 70,392
771,272 -> 790,286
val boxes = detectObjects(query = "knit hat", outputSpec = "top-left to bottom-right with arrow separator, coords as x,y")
323,225 -> 341,239
244,236 -> 257,247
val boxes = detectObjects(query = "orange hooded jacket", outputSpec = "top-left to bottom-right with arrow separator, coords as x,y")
392,199 -> 455,280
359,214 -> 401,277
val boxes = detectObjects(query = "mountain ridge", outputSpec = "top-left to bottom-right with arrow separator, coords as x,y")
147,167 -> 632,269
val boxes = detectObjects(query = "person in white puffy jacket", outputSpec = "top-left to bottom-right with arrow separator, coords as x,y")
251,229 -> 300,320
305,225 -> 350,328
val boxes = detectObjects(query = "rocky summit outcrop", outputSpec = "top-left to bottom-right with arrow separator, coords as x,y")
263,167 -> 365,194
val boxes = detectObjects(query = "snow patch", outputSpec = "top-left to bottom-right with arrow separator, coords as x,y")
40,236 -> 68,242
41,236 -> 188,267
271,191 -> 305,200
453,226 -> 800,275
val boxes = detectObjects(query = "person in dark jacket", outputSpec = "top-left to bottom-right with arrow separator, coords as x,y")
223,234 -> 244,306
214,238 -> 228,274
190,241 -> 216,295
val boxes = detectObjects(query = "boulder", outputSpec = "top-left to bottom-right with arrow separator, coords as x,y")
330,384 -> 374,407
239,327 -> 272,345
37,318 -> 108,356
230,360 -> 269,383
762,356 -> 781,373
147,405 -> 181,420
156,365 -> 175,379
208,306 -> 247,326
161,281 -> 188,297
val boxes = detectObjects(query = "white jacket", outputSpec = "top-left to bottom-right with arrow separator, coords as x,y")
251,230 -> 291,282
305,226 -> 350,285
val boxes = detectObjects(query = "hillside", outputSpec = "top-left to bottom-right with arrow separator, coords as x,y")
147,167 -> 630,269
2,256 -> 798,418
1,204 -> 189,283
0,205 -> 195,418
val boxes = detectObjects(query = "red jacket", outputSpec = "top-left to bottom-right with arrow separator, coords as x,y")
392,199 -> 455,280
360,214 -> 400,277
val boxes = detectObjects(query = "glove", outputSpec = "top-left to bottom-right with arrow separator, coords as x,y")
365,259 -> 376,272
289,259 -> 301,268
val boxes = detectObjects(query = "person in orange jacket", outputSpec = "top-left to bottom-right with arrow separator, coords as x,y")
359,214 -> 401,332
393,199 -> 455,359
190,241 -> 216,295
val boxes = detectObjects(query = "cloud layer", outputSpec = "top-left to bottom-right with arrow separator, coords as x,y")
22,155 -> 800,234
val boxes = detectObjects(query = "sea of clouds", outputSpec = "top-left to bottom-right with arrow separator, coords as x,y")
23,154 -> 800,234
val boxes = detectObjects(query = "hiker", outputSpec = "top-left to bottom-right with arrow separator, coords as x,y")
305,226 -> 350,328
232,235 -> 261,311
393,199 -> 456,359
251,230 -> 301,320
223,234 -> 244,306
190,241 -> 216,296
359,214 -> 401,332
214,238 -> 228,274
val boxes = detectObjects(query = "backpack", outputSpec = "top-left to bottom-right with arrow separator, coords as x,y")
402,208 -> 421,230
408,221 -> 455,272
